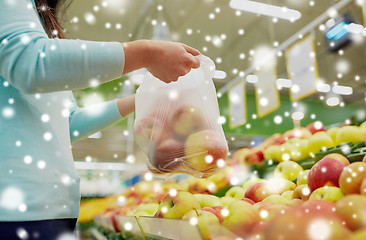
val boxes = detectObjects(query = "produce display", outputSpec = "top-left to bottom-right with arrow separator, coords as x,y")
79,120 -> 366,240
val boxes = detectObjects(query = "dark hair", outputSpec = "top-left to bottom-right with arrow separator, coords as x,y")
35,0 -> 65,39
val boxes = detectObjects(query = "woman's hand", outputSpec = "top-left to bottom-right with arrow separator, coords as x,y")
122,40 -> 201,83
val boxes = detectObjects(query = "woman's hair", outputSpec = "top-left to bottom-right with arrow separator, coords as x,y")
34,0 -> 65,39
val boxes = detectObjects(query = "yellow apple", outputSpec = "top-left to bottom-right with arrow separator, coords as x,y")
274,161 -> 303,181
193,194 -> 223,208
308,186 -> 344,203
336,194 -> 366,231
296,170 -> 310,185
225,186 -> 245,199
183,209 -> 220,240
350,229 -> 366,240
281,190 -> 294,200
308,132 -> 334,155
155,191 -> 201,218
222,200 -> 260,238
339,162 -> 366,195
336,126 -> 364,145
262,195 -> 289,205
327,127 -> 340,143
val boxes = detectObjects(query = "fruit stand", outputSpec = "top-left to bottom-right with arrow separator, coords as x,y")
78,121 -> 366,240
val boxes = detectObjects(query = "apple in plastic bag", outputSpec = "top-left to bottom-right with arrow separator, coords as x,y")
184,130 -> 228,173
169,105 -> 208,139
134,116 -> 167,149
149,137 -> 185,172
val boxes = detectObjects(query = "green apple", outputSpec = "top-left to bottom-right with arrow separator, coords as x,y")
220,197 -> 236,207
291,139 -> 310,161
183,209 -> 220,240
262,195 -> 289,205
336,126 -> 364,145
296,170 -> 310,185
339,162 -> 366,195
336,194 -> 366,231
225,186 -> 245,199
264,145 -> 282,162
155,191 -> 201,218
281,190 -> 294,200
131,203 -> 159,216
309,186 -> 344,203
308,132 -> 334,155
291,184 -> 311,201
222,200 -> 260,238
193,194 -> 223,208
274,161 -> 303,181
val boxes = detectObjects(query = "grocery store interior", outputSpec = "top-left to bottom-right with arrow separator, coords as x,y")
63,0 -> 366,239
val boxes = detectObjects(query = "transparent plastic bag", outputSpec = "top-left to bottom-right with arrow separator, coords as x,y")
134,55 -> 228,178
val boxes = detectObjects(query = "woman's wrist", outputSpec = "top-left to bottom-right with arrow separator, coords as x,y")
122,40 -> 154,74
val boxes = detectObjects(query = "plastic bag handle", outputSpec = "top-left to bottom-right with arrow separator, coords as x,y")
198,55 -> 216,80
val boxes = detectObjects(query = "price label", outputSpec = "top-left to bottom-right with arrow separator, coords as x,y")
286,35 -> 319,101
228,80 -> 247,129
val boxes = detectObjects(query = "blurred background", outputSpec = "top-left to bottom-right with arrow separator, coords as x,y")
60,0 -> 366,196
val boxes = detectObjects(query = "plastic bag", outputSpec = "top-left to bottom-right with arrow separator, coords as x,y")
134,55 -> 228,178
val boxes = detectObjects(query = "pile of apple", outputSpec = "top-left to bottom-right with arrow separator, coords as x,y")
234,121 -> 366,165
151,153 -> 366,239
134,104 -> 228,177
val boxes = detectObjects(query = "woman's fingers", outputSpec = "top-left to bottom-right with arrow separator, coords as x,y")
182,43 -> 201,56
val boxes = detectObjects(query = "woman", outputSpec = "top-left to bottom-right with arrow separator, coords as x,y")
0,0 -> 200,239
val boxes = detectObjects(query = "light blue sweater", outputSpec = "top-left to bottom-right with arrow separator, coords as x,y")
0,0 -> 125,221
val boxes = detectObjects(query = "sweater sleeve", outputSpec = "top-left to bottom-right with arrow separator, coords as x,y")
68,93 -> 123,142
0,0 -> 125,94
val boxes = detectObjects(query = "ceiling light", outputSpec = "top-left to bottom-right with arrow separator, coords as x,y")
332,85 -> 353,95
229,0 -> 301,21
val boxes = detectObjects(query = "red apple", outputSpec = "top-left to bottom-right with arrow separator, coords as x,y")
240,198 -> 255,205
339,162 -> 366,195
307,156 -> 348,192
283,127 -> 312,140
149,137 -> 185,172
286,199 -> 305,208
306,121 -> 326,134
232,148 -> 251,165
202,206 -> 224,223
184,130 -> 228,174
301,199 -> 338,218
253,201 -> 290,221
245,148 -> 265,165
169,105 -> 208,139
244,179 -> 296,203
324,153 -> 350,165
